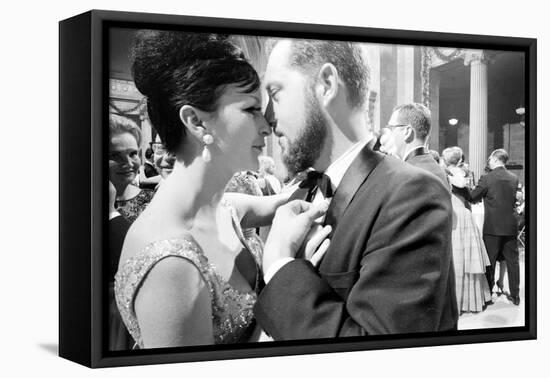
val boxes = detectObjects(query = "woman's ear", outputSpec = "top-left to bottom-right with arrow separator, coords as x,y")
316,63 -> 339,107
179,105 -> 206,141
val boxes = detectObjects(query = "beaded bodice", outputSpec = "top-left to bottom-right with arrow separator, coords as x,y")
114,236 -> 259,348
114,199 -> 264,348
115,189 -> 155,223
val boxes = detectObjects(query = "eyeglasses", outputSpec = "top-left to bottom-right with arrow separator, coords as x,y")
151,142 -> 166,154
384,124 -> 410,131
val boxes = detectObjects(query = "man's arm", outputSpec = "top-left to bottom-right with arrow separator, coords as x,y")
254,172 -> 454,339
469,173 -> 489,203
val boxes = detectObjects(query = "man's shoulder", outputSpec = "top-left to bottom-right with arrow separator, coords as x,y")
376,154 -> 445,188
503,168 -> 519,180
489,167 -> 518,181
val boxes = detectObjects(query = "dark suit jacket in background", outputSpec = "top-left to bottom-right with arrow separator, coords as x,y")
406,151 -> 449,187
109,215 -> 131,280
254,145 -> 458,339
470,166 -> 519,236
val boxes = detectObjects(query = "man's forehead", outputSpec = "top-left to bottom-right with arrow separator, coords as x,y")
389,110 -> 404,123
264,40 -> 294,83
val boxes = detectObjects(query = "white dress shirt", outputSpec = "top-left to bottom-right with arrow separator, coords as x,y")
264,138 -> 371,283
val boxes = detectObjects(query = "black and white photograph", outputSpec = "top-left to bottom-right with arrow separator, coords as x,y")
6,0 -> 546,375
103,21 -> 531,354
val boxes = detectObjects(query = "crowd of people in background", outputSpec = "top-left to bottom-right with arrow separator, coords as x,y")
381,103 -> 525,314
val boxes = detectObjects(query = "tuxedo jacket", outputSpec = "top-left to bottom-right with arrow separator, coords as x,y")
470,166 -> 519,236
254,145 -> 458,339
405,151 -> 449,187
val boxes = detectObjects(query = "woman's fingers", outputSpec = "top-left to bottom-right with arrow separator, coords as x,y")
310,239 -> 331,267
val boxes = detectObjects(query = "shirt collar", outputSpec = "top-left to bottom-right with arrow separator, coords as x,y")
324,137 -> 371,191
403,145 -> 427,161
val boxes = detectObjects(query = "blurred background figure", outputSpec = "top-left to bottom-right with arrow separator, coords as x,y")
138,147 -> 161,190
143,147 -> 158,178
151,135 -> 176,183
382,103 -> 448,185
470,149 -> 521,305
225,171 -> 265,264
108,180 -> 133,350
109,114 -> 155,223
429,149 -> 441,164
108,114 -> 156,350
257,155 -> 282,195
442,146 -> 492,313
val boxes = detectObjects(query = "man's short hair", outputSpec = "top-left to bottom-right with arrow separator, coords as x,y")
490,148 -> 509,164
285,39 -> 370,109
393,103 -> 431,142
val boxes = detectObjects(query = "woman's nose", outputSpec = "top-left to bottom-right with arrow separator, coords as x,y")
259,115 -> 272,136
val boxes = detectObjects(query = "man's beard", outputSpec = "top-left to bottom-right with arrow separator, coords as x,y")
282,88 -> 328,177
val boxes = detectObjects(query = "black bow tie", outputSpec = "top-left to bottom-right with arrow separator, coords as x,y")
293,170 -> 333,202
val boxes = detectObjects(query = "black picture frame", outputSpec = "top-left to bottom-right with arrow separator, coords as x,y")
59,9 -> 537,368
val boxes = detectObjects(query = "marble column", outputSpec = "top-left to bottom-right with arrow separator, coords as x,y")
428,69 -> 441,152
140,113 -> 153,151
397,46 -> 415,106
464,50 -> 488,183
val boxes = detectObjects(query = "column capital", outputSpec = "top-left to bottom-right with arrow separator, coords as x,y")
463,50 -> 487,66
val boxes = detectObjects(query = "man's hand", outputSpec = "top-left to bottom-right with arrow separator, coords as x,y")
263,200 -> 329,273
302,223 -> 332,267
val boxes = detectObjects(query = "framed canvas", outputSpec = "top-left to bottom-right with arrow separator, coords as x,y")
59,9 -> 536,368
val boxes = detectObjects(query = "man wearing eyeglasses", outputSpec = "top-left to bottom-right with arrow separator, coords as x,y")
380,103 -> 448,186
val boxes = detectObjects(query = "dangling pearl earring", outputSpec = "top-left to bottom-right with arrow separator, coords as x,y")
202,133 -> 214,162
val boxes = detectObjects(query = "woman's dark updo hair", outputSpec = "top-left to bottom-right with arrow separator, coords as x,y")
132,30 -> 260,153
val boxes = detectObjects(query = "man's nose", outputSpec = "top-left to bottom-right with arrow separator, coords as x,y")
264,97 -> 277,130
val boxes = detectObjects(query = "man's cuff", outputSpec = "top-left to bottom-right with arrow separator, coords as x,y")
264,258 -> 295,283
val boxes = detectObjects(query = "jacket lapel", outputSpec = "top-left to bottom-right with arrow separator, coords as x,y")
324,141 -> 385,232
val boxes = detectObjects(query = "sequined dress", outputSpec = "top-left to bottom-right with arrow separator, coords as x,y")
115,188 -> 155,223
114,203 -> 262,348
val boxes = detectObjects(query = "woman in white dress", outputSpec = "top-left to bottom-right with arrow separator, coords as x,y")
442,147 -> 492,313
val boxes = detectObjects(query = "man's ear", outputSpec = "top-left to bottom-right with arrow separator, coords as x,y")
404,126 -> 416,143
179,105 -> 207,141
316,63 -> 339,107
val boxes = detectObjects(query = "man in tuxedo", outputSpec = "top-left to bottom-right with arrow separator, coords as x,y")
255,39 -> 457,339
382,103 -> 449,186
470,149 -> 521,305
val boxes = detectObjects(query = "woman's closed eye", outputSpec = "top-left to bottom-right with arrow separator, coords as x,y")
244,106 -> 262,115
